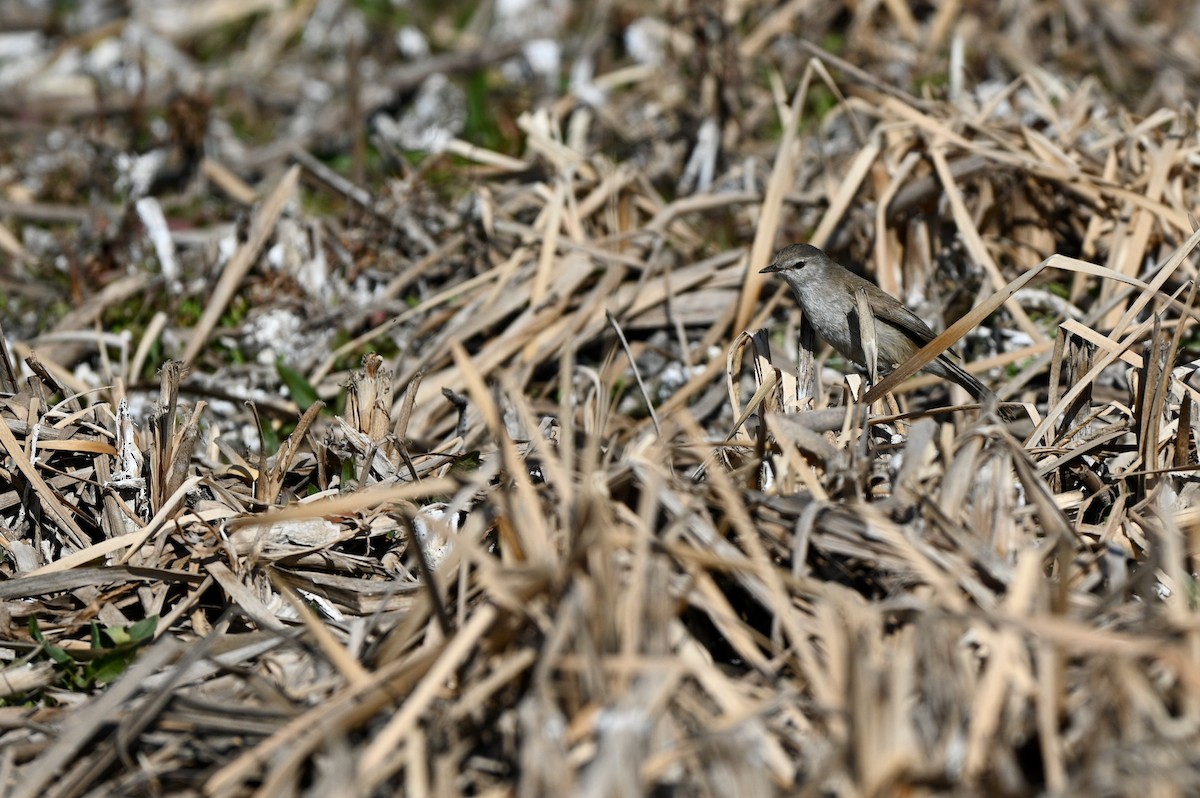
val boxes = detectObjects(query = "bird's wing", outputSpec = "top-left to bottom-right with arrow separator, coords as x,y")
866,292 -> 940,346
838,272 -> 966,358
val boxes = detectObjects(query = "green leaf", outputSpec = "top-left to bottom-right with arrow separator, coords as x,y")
43,641 -> 74,668
104,625 -> 131,646
277,359 -> 320,410
91,621 -> 105,649
451,450 -> 482,473
127,615 -> 159,643
341,457 -> 358,487
28,616 -> 44,643
260,417 -> 281,453
29,617 -> 73,667
86,651 -> 138,686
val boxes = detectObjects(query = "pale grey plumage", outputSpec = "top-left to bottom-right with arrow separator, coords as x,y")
761,243 -> 990,400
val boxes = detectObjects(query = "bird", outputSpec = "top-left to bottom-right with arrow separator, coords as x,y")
760,243 -> 992,401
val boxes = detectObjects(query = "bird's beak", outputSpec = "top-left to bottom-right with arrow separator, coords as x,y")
759,262 -> 782,274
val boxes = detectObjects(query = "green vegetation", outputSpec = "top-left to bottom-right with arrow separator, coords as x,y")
28,615 -> 158,692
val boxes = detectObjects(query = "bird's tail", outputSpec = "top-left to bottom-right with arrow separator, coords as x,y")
927,355 -> 1024,420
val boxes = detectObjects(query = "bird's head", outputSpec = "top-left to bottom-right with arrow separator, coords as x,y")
760,243 -> 827,274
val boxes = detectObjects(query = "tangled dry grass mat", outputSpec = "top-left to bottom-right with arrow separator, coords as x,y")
3,1 -> 1200,796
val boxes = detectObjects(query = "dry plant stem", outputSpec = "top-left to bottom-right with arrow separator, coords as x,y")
606,311 -> 661,437
736,66 -> 809,333
794,37 -> 938,112
204,645 -> 447,797
0,566 -> 202,601
0,319 -> 19,393
450,341 -> 553,564
929,146 -> 1043,342
291,146 -> 373,209
12,7 -> 1200,796
402,512 -> 452,637
10,637 -> 182,798
1029,320 -> 1178,449
359,605 -> 500,784
114,609 -> 238,755
0,416 -> 89,550
274,577 -> 372,687
809,134 -> 881,249
678,411 -> 826,692
182,166 -> 300,366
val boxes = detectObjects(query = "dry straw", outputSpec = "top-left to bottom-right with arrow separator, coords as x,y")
3,2 -> 1200,796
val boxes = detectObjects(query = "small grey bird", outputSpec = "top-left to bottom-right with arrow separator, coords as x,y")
761,243 -> 990,400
